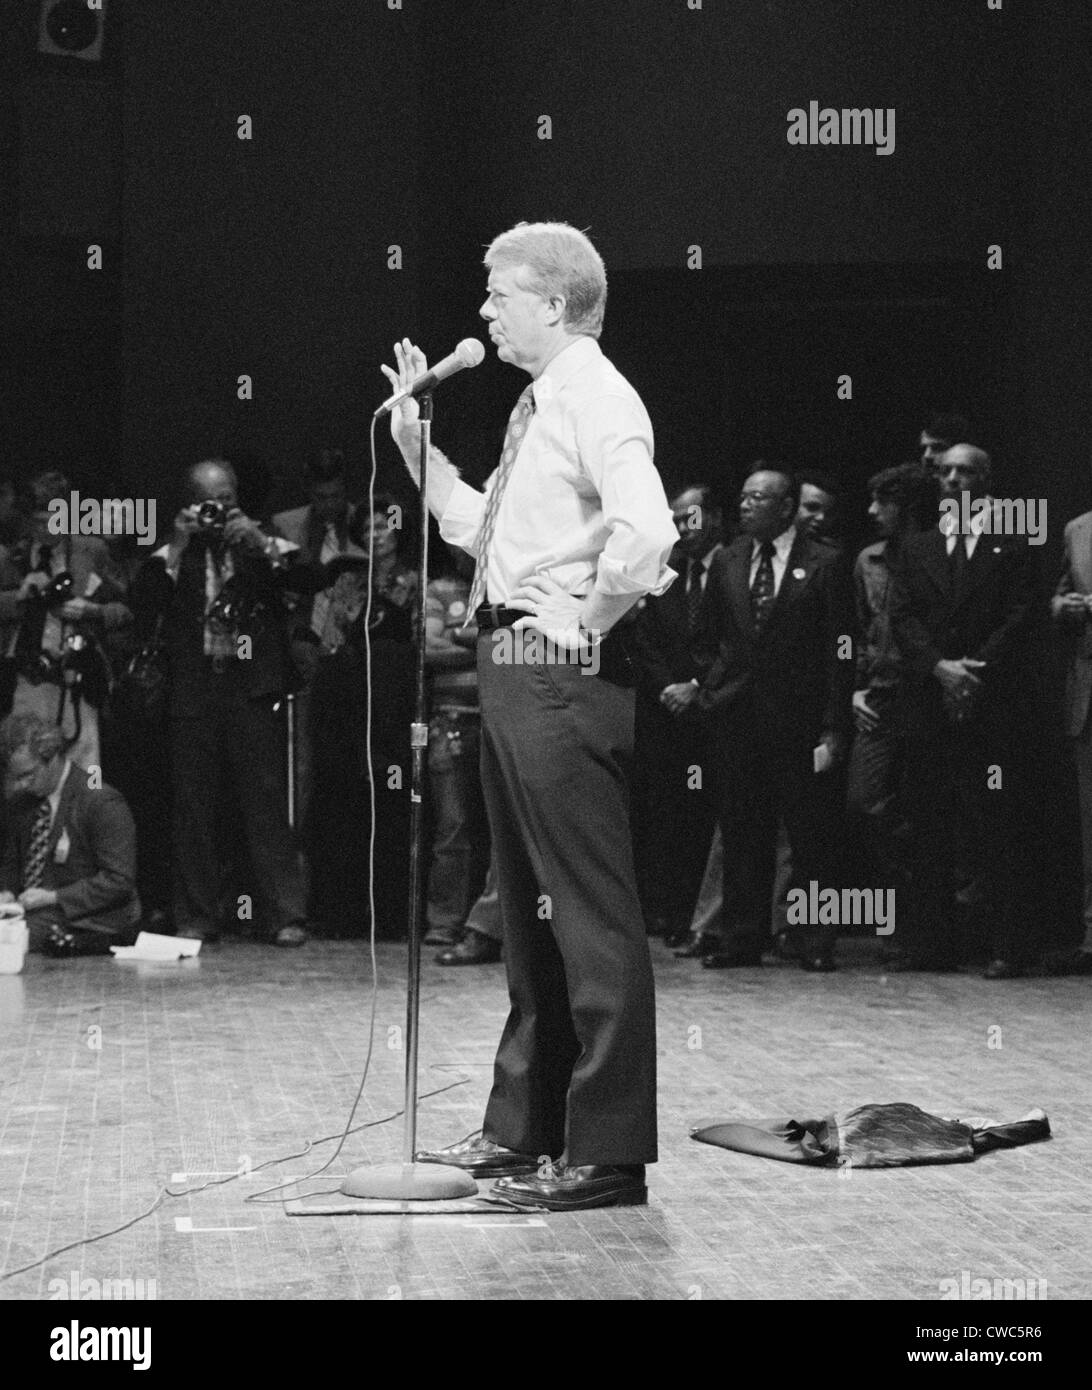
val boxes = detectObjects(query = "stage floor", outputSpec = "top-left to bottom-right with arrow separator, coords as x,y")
0,936 -> 1087,1301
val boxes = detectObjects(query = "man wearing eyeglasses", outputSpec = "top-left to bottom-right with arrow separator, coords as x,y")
698,467 -> 854,971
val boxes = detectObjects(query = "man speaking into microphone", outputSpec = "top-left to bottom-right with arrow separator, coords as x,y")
381,222 -> 677,1210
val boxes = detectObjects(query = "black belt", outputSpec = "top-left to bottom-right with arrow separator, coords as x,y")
474,603 -> 636,689
474,604 -> 524,630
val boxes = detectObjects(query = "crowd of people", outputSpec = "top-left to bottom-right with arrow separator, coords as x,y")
1,411 -> 1090,979
634,417 -> 1091,980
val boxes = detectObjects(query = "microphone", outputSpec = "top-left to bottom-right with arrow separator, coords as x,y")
374,338 -> 485,416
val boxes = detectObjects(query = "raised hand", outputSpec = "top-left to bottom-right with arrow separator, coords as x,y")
379,338 -> 429,449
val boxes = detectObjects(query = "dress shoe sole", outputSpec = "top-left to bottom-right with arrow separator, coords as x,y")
415,1154 -> 538,1178
490,1184 -> 647,1212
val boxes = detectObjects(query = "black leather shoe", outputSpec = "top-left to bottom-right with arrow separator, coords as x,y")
490,1162 -> 647,1211
415,1129 -> 539,1178
435,928 -> 501,966
983,958 -> 1023,980
800,954 -> 836,972
701,949 -> 763,969
664,925 -> 691,949
674,933 -> 717,959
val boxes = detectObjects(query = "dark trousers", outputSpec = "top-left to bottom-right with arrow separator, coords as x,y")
170,684 -> 306,937
631,700 -> 718,932
1073,715 -> 1092,950
426,709 -> 490,932
899,716 -> 1036,964
846,693 -> 907,886
477,630 -> 657,1167
718,736 -> 839,958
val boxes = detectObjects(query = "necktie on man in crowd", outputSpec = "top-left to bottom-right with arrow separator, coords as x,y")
686,558 -> 704,631
24,799 -> 53,890
465,385 -> 536,620
751,540 -> 776,634
310,523 -> 341,641
949,531 -> 969,601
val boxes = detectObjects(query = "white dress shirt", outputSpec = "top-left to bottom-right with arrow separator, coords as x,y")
943,498 -> 992,560
439,337 -> 678,604
47,757 -> 72,829
749,525 -> 797,597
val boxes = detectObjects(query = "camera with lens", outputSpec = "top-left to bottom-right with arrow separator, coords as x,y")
29,571 -> 74,607
196,499 -> 229,536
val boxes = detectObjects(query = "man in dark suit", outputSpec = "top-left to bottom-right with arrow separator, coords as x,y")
889,445 -> 1043,977
631,483 -> 722,947
0,712 -> 139,956
699,467 -> 854,971
132,459 -> 308,948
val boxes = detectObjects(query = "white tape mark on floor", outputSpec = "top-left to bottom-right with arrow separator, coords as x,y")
174,1216 -> 257,1234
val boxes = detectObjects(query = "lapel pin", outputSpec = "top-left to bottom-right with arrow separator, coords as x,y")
792,567 -> 806,580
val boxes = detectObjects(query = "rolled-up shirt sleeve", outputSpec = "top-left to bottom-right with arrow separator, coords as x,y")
576,396 -> 679,597
439,477 -> 489,558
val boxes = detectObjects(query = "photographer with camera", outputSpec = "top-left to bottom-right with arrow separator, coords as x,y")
0,470 -> 130,770
132,459 -> 308,948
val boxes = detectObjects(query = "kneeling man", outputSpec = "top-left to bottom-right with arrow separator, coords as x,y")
0,713 -> 140,956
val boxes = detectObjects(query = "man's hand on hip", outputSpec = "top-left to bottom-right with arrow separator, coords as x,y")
509,572 -> 591,652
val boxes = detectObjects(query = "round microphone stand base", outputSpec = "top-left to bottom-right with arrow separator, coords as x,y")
339,1162 -> 478,1201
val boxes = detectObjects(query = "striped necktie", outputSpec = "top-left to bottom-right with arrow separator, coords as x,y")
751,540 -> 777,634
24,799 -> 53,889
465,385 -> 536,619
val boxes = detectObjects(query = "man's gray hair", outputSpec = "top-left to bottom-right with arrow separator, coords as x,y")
485,222 -> 608,339
0,712 -> 67,765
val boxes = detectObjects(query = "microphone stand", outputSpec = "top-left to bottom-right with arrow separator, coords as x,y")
341,393 -> 476,1202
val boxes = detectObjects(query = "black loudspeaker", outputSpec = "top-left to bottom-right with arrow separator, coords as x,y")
38,0 -> 106,63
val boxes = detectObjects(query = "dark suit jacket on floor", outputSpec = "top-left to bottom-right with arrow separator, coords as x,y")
0,762 -> 140,936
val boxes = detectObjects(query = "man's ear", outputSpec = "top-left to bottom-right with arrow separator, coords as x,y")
543,295 -> 566,328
